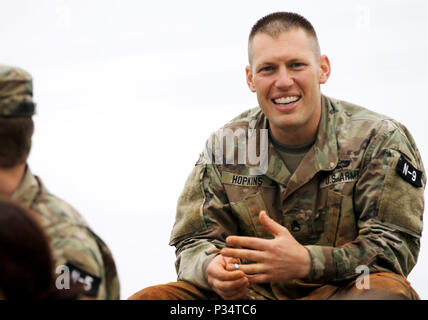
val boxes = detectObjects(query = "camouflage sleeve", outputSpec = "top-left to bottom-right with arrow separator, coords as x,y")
86,229 -> 121,300
169,161 -> 237,290
304,122 -> 425,283
48,221 -> 120,299
37,196 -> 120,300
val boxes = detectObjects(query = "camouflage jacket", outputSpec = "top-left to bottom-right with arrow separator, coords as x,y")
11,167 -> 120,300
169,95 -> 425,299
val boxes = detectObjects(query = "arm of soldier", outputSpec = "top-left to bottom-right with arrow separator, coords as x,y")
170,162 -> 241,292
303,127 -> 425,283
87,228 -> 121,300
48,221 -> 109,299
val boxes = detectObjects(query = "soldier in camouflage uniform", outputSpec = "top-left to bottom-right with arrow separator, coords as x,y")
129,12 -> 424,300
0,64 -> 120,299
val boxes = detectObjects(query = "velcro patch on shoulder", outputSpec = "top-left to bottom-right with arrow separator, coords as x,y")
396,155 -> 422,188
65,262 -> 101,297
221,172 -> 275,187
195,152 -> 205,166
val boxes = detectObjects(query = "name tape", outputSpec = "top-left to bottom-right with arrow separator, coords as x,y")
320,169 -> 360,188
221,172 -> 275,187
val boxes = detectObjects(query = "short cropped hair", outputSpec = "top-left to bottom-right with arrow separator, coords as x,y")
248,12 -> 321,64
0,118 -> 34,168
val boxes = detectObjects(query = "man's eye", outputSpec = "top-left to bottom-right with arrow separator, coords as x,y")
259,66 -> 274,72
290,63 -> 304,68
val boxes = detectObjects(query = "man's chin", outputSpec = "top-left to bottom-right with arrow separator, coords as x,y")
268,117 -> 303,132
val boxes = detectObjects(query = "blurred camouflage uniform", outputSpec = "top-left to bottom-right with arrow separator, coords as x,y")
0,65 -> 120,299
169,95 -> 425,299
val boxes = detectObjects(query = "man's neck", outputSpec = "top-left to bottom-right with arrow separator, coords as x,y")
0,164 -> 26,198
269,118 -> 320,146
268,101 -> 322,146
270,126 -> 317,146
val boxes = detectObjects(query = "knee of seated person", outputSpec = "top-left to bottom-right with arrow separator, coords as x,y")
127,281 -> 212,300
335,272 -> 419,300
367,272 -> 419,300
127,284 -> 173,300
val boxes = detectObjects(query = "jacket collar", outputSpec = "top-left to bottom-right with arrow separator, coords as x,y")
11,166 -> 42,207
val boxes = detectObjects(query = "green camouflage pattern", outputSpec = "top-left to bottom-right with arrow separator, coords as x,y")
170,95 -> 425,299
0,65 -> 35,117
11,167 -> 120,299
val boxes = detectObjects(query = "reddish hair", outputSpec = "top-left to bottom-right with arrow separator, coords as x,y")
0,199 -> 81,299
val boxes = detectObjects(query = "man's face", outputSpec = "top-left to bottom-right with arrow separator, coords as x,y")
246,28 -> 330,144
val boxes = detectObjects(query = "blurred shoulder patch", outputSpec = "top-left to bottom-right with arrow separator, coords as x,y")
195,152 -> 208,166
65,262 -> 101,297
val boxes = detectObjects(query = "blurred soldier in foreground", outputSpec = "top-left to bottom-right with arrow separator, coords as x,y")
130,12 -> 424,300
0,65 -> 120,299
0,199 -> 84,299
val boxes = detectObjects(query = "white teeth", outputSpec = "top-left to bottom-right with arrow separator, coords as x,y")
274,96 -> 299,104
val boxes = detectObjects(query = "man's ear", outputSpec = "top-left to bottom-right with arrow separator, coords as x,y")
319,55 -> 331,84
246,65 -> 256,92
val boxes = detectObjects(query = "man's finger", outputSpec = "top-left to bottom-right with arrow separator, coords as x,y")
214,276 -> 249,293
225,262 -> 266,275
225,235 -> 270,251
221,247 -> 265,262
246,273 -> 270,284
222,256 -> 240,266
211,268 -> 246,281
219,285 -> 249,300
259,210 -> 285,237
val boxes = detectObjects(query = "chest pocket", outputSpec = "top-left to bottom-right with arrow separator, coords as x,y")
230,191 -> 273,239
282,189 -> 342,246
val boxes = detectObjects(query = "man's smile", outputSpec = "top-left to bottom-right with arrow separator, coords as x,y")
271,95 -> 301,112
272,95 -> 301,105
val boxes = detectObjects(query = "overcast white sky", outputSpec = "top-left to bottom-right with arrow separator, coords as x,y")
1,0 -> 428,299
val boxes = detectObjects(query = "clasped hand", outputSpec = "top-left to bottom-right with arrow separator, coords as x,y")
206,210 -> 311,300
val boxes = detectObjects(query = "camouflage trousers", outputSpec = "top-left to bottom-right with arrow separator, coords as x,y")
128,272 -> 419,300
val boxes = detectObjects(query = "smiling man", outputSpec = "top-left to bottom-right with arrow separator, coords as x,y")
246,24 -> 328,147
130,12 -> 425,300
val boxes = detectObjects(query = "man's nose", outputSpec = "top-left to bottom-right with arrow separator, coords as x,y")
275,67 -> 294,88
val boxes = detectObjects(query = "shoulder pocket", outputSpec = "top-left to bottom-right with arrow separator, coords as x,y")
378,151 -> 424,235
